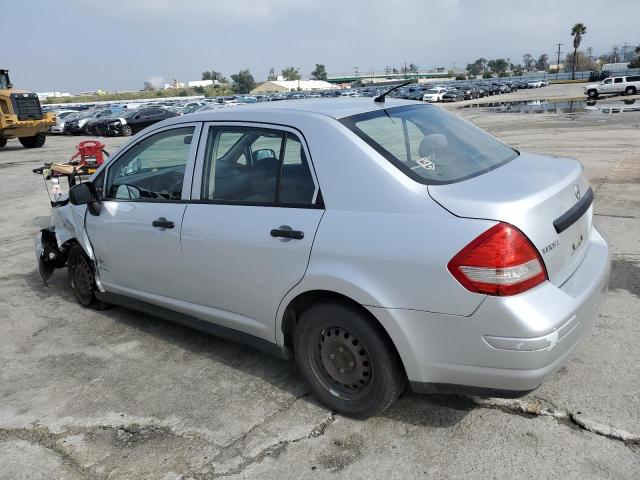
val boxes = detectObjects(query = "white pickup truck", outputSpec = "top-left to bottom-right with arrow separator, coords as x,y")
584,75 -> 640,98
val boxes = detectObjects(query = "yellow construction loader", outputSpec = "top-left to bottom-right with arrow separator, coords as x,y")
0,68 -> 55,148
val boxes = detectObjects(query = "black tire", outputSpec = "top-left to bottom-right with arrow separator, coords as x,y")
19,133 -> 46,148
121,124 -> 132,136
0,137 -> 6,148
587,89 -> 598,98
67,244 -> 109,310
294,301 -> 405,418
625,86 -> 637,96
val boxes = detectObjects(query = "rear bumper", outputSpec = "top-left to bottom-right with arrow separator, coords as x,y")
369,227 -> 610,393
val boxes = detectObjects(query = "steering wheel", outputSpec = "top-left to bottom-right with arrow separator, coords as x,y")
151,170 -> 184,199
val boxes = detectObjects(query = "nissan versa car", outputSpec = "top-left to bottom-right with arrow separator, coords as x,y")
36,98 -> 609,418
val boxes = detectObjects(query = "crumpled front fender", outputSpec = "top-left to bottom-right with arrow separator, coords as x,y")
35,202 -> 102,289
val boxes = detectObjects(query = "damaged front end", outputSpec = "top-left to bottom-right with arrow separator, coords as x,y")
35,200 -> 97,287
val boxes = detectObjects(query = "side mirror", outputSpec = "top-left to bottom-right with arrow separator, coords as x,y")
69,182 -> 101,215
253,148 -> 276,162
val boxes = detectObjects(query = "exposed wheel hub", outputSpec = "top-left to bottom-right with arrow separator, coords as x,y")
317,327 -> 372,391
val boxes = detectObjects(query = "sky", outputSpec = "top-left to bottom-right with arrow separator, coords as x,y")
5,0 -> 639,93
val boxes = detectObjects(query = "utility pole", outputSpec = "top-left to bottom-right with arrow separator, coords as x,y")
555,43 -> 563,80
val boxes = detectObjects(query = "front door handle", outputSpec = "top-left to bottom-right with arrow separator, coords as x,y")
271,227 -> 304,240
152,217 -> 175,230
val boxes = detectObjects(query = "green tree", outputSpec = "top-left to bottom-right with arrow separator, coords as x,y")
466,58 -> 487,77
535,54 -> 549,71
143,81 -> 154,91
522,53 -> 535,71
511,64 -> 524,76
564,51 -> 596,72
570,23 -> 587,79
211,71 -> 228,83
231,69 -> 256,94
487,58 -> 509,75
310,64 -> 327,80
267,68 -> 277,81
202,71 -> 212,81
282,67 -> 300,80
482,71 -> 493,79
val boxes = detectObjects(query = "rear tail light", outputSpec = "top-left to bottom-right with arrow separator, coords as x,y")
448,223 -> 547,296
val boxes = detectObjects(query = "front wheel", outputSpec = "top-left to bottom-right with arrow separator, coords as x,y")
19,133 -> 46,148
587,89 -> 598,98
294,302 -> 406,418
625,86 -> 637,96
67,244 -> 109,310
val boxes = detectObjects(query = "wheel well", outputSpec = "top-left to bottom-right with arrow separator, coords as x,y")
281,290 -> 407,377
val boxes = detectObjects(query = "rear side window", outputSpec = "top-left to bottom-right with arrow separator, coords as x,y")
627,76 -> 640,82
201,126 -> 316,206
341,105 -> 518,184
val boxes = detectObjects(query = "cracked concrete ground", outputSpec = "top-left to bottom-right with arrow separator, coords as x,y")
1,87 -> 639,478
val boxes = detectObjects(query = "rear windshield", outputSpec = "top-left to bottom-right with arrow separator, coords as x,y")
341,104 -> 518,184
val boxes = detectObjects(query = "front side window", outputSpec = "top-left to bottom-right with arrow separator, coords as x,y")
341,105 -> 518,184
201,126 -> 316,205
105,126 -> 194,200
603,79 -> 612,84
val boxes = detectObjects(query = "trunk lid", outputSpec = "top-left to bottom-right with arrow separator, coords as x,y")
429,152 -> 592,286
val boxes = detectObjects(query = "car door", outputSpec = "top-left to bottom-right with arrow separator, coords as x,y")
86,123 -> 201,303
612,77 -> 624,93
600,78 -> 613,93
180,123 -> 324,341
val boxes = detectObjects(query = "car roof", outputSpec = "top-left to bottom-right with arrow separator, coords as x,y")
163,97 -> 422,125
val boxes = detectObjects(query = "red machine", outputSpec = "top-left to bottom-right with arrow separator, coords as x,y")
69,140 -> 108,168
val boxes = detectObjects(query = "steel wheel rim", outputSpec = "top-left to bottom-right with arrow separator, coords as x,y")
307,326 -> 374,401
72,255 -> 94,305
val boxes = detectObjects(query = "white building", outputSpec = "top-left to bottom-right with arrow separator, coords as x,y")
188,79 -> 216,88
37,91 -> 71,100
251,79 -> 338,94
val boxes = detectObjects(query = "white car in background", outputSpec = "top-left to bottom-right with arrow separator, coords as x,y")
422,88 -> 448,102
584,76 -> 640,98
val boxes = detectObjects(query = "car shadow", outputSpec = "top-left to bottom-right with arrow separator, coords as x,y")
26,270 -> 472,429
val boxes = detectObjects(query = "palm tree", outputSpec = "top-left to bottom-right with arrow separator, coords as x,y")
570,23 -> 587,80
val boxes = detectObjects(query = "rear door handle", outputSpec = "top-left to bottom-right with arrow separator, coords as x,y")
152,217 -> 175,230
271,228 -> 304,240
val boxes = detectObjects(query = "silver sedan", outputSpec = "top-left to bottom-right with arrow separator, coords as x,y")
37,98 -> 609,418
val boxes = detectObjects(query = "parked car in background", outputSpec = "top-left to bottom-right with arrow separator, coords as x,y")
38,98 -> 609,418
422,88 -> 448,102
64,109 -> 102,134
441,89 -> 465,102
94,107 -> 178,136
84,108 -> 125,134
584,76 -> 640,98
50,110 -> 78,134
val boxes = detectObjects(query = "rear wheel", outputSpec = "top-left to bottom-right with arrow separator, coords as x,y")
121,124 -> 132,136
67,244 -> 109,310
587,89 -> 598,98
19,133 -> 46,148
294,302 -> 405,418
0,137 -> 6,148
625,86 -> 637,96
